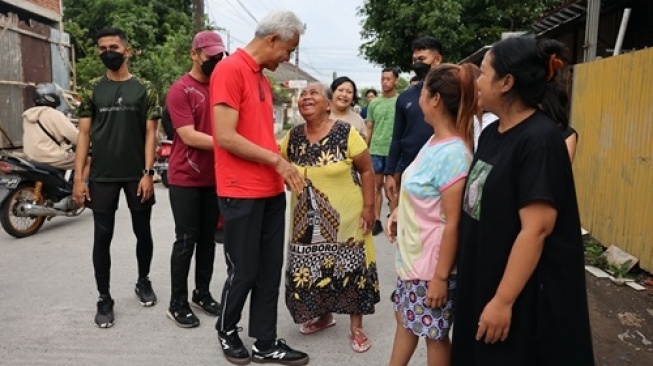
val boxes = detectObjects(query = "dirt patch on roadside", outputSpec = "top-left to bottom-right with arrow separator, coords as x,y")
586,273 -> 653,365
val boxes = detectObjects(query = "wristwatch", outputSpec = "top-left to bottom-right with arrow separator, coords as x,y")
142,169 -> 155,176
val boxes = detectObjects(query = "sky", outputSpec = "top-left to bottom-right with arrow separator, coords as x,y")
205,0 -> 385,89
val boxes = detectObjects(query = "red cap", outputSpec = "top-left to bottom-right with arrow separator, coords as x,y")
192,31 -> 226,56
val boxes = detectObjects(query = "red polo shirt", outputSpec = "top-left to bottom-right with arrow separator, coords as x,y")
209,48 -> 284,198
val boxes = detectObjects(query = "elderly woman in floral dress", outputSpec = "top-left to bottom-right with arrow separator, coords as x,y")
279,82 -> 380,353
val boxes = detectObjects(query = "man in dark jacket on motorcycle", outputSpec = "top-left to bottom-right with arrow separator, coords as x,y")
73,27 -> 159,329
164,30 -> 226,328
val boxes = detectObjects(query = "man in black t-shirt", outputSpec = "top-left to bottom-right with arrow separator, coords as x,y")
73,27 -> 159,329
160,107 -> 175,140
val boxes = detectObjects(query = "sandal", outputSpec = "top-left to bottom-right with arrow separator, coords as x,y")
350,328 -> 372,353
299,316 -> 336,335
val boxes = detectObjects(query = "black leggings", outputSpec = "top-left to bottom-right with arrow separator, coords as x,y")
93,208 -> 154,295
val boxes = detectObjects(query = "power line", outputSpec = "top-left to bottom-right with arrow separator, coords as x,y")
223,32 -> 248,47
235,0 -> 259,24
205,1 -> 378,78
302,48 -> 360,54
208,0 -> 258,29
299,61 -> 328,78
303,46 -> 361,51
301,53 -> 362,58
206,0 -> 258,46
316,68 -> 383,73
268,0 -> 285,9
214,11 -> 250,30
251,0 -> 273,13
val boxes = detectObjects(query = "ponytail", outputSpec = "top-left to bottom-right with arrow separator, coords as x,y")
456,63 -> 478,150
540,81 -> 570,130
539,40 -> 570,130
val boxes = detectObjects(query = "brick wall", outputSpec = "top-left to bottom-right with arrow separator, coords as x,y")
25,0 -> 61,15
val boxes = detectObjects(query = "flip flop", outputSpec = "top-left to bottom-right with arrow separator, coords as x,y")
299,317 -> 336,335
350,328 -> 372,353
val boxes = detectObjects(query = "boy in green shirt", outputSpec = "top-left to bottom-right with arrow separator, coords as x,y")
366,68 -> 398,235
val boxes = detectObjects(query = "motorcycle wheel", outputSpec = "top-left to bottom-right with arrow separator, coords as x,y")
160,171 -> 169,188
0,184 -> 46,238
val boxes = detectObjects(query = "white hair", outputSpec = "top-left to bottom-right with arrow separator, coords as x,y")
255,11 -> 305,42
305,82 -> 330,99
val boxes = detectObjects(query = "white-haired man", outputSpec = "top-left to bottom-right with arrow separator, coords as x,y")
210,10 -> 309,365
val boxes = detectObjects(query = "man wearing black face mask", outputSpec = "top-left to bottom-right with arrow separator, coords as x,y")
74,27 -> 159,328
164,30 -> 226,328
384,37 -> 444,210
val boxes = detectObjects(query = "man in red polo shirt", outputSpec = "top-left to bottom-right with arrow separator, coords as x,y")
210,10 -> 308,366
165,30 -> 226,329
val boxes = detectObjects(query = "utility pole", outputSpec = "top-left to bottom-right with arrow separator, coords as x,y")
295,23 -> 306,80
583,0 -> 600,62
194,0 -> 204,33
216,27 -> 231,53
295,47 -> 300,79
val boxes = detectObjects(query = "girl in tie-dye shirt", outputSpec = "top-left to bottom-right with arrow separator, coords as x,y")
386,63 -> 477,366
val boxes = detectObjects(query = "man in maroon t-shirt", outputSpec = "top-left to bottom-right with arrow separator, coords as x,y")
210,10 -> 309,366
165,30 -> 226,328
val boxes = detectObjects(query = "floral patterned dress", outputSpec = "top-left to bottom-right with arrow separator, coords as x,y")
280,121 -> 380,323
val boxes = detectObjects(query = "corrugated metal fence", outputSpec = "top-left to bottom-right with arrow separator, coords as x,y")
571,48 -> 653,272
0,20 -> 23,148
0,13 -> 71,148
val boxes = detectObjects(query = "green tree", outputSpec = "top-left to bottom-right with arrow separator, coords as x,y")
64,0 -> 197,99
358,0 -> 566,70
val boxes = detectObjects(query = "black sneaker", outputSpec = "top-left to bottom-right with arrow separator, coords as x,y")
252,339 -> 309,365
167,300 -> 199,328
218,328 -> 251,365
135,277 -> 157,307
372,220 -> 383,236
94,295 -> 115,328
192,290 -> 221,316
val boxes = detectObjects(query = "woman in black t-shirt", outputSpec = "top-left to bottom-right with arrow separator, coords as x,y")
451,38 -> 594,366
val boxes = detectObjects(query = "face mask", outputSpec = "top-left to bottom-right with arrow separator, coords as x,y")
200,58 -> 219,77
410,62 -> 431,81
100,50 -> 125,71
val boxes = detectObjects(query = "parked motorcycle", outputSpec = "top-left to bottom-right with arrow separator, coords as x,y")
0,154 -> 83,238
154,139 -> 172,188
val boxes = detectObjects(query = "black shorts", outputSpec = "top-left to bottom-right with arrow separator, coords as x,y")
87,181 -> 156,213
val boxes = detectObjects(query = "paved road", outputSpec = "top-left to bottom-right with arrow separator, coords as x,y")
0,185 -> 427,365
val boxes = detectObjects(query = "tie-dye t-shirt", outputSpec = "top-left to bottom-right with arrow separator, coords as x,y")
395,136 -> 471,281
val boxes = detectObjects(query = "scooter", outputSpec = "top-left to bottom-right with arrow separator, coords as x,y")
0,154 -> 83,238
154,140 -> 172,188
